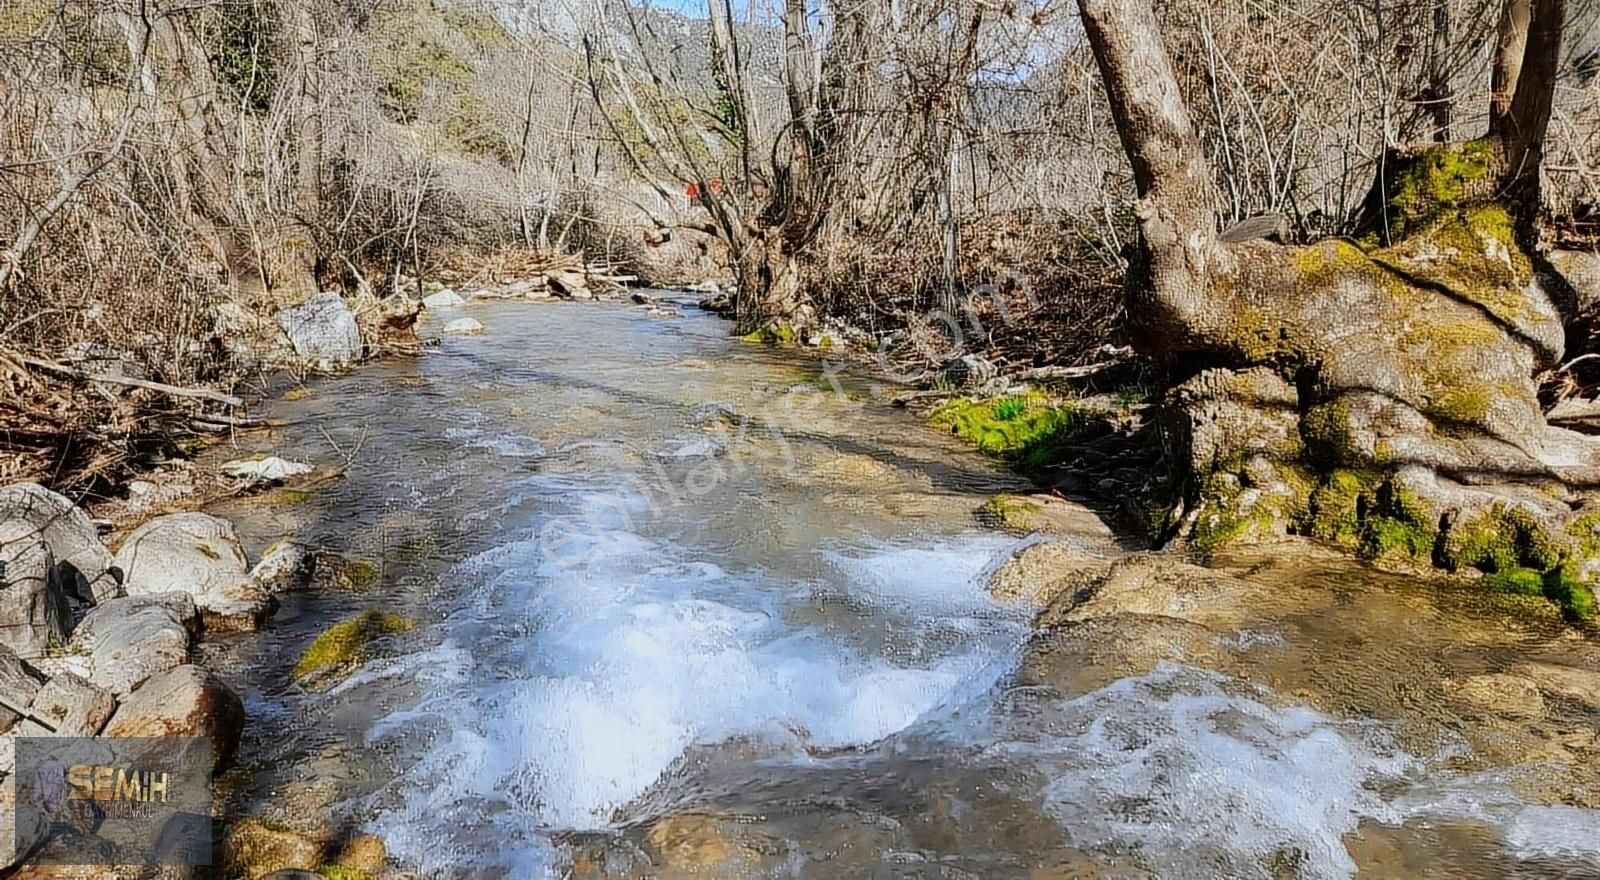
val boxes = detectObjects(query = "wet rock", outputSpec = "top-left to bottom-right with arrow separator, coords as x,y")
223,818 -> 324,879
697,292 -> 733,315
984,540 -> 1113,608
421,289 -> 466,309
979,493 -> 1120,546
1449,672 -> 1547,721
276,292 -> 362,371
104,665 -> 244,771
250,541 -> 315,592
331,834 -> 387,874
640,813 -> 787,876
115,513 -> 275,632
294,610 -> 416,689
18,671 -> 114,736
1035,553 -> 1298,631
65,594 -> 195,696
0,482 -> 119,602
939,353 -> 998,389
0,523 -> 72,659
631,291 -> 655,305
441,317 -> 484,335
689,400 -> 738,426
1018,613 -> 1226,695
1516,660 -> 1600,712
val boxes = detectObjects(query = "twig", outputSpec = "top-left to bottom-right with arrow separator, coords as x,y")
8,351 -> 243,407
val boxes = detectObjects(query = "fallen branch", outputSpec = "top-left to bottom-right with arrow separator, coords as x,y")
891,389 -> 959,407
9,352 -> 244,408
1014,355 -> 1132,383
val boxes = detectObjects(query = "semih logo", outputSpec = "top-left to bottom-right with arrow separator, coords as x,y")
65,764 -> 172,804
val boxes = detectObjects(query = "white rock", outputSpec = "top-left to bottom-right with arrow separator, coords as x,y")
115,513 -> 275,632
0,482 -> 119,602
66,594 -> 196,696
16,670 -> 114,736
0,645 -> 45,736
221,456 -> 315,484
275,292 -> 362,371
441,317 -> 485,335
0,522 -> 72,660
422,289 -> 466,309
249,541 -> 314,592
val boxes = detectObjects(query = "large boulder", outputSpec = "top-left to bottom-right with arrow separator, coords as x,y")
275,292 -> 362,371
0,524 -> 72,659
65,594 -> 196,696
421,289 -> 466,309
103,665 -> 244,771
115,513 -> 275,632
0,482 -> 119,602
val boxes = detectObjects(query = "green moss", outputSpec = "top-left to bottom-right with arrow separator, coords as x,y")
1306,469 -> 1373,547
977,493 -> 1043,531
260,487 -> 318,506
1544,563 -> 1598,623
1381,139 -> 1496,242
740,323 -> 798,345
294,611 -> 417,682
1441,503 -> 1561,573
315,867 -> 369,880
1482,566 -> 1546,597
930,392 -> 1085,475
315,555 -> 381,592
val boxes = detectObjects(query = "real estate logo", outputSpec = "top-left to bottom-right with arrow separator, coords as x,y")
13,737 -> 213,865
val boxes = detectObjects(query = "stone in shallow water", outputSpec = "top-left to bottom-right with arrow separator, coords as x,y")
276,292 -> 362,371
441,317 -> 484,335
422,289 -> 466,309
984,539 -> 1112,608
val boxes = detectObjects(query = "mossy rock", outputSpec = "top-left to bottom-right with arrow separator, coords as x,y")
283,386 -> 315,401
739,322 -> 799,345
930,393 -> 1086,476
294,610 -> 417,685
314,866 -> 369,880
223,817 -> 324,879
314,554 -> 382,591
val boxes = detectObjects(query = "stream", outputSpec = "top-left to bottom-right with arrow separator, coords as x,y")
197,297 -> 1600,879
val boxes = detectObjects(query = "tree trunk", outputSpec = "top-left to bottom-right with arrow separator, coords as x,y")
1077,0 -> 1600,604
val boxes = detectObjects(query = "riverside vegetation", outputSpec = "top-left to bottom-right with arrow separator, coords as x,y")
3,0 -> 1600,877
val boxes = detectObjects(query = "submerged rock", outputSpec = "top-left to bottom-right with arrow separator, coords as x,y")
223,817 -> 324,879
250,541 -> 315,592
294,610 -> 417,688
115,513 -> 276,632
104,665 -> 244,771
276,292 -> 362,371
0,482 -> 119,602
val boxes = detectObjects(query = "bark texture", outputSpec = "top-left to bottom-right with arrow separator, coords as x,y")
1078,0 -> 1599,615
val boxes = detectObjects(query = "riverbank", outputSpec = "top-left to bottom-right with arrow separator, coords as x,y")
4,292 -> 1600,878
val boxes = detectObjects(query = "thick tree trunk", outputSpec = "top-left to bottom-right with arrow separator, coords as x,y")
1077,0 -> 1598,611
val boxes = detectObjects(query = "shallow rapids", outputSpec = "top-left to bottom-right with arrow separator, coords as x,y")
202,297 -> 1600,879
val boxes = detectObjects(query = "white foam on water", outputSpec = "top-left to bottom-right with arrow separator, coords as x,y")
1011,665 -> 1416,880
442,424 -> 546,458
363,488 -> 1023,876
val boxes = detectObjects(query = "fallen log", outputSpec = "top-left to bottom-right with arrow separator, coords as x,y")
9,351 -> 243,407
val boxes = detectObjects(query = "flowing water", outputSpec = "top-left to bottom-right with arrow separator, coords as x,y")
201,297 -> 1600,879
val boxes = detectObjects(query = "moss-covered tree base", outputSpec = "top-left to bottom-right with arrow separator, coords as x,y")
1163,141 -> 1600,624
